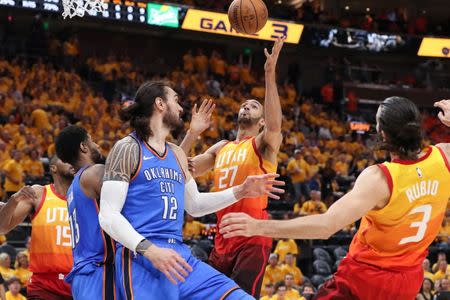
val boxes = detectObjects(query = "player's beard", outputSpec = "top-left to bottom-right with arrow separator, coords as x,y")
238,114 -> 261,128
59,168 -> 75,181
163,106 -> 183,132
90,147 -> 106,165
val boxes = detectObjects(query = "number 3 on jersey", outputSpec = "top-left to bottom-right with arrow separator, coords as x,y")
399,204 -> 432,245
218,166 -> 239,189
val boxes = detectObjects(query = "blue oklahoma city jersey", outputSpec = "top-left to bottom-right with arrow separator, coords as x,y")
66,166 -> 115,279
121,134 -> 185,245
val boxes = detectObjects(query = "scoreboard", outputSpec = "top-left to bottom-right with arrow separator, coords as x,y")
0,0 -> 148,23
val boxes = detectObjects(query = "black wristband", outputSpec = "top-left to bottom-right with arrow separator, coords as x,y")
136,239 -> 152,255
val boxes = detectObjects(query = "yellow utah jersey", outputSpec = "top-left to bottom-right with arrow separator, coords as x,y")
350,146 -> 450,269
214,137 -> 277,253
30,184 -> 73,274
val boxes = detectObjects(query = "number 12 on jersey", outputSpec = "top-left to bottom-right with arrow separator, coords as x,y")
162,196 -> 178,220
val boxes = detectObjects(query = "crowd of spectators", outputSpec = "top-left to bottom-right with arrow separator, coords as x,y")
0,32 -> 448,298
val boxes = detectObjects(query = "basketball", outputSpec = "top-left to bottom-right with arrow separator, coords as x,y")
228,0 -> 268,34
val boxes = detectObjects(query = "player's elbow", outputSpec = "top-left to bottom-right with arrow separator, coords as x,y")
98,210 -> 112,235
184,206 -> 204,218
321,216 -> 340,239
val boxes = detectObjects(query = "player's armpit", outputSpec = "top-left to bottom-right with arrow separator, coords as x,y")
168,143 -> 192,182
436,143 -> 450,165
103,136 -> 139,182
255,130 -> 283,163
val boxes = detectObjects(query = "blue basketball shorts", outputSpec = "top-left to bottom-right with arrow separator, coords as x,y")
115,238 -> 254,300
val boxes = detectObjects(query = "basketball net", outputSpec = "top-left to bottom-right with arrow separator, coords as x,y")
62,0 -> 105,19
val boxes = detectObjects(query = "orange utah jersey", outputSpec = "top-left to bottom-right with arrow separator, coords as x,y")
350,146 -> 450,269
214,137 -> 277,253
30,184 -> 73,274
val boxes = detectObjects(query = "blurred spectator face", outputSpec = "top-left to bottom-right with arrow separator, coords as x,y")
423,278 -> 433,292
311,190 -> 321,202
237,100 -> 264,129
268,254 -> 278,266
0,253 -> 11,267
285,253 -> 295,266
438,252 -> 447,262
17,253 -> 28,268
303,286 -> 315,295
294,150 -> 302,160
8,280 -> 21,295
422,258 -> 430,271
30,150 -> 39,160
285,274 -> 294,288
438,260 -> 447,272
442,279 -> 450,291
12,150 -> 22,161
264,284 -> 274,296
276,285 -> 287,297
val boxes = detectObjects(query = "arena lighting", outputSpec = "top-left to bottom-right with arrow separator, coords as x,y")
418,37 -> 450,58
345,6 -> 349,10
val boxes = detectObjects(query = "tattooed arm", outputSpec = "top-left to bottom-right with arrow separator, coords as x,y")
98,136 -> 145,252
99,136 -> 192,284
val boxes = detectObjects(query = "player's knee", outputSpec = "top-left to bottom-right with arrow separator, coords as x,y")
225,288 -> 256,300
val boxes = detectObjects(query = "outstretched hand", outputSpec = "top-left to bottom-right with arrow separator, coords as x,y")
434,100 -> 450,127
264,36 -> 286,74
189,99 -> 215,135
239,173 -> 285,200
219,212 -> 258,238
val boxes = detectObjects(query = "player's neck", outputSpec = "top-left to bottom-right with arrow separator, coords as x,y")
236,127 -> 259,141
52,176 -> 71,197
147,122 -> 170,154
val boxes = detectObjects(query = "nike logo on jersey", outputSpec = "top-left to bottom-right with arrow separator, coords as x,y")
143,156 -> 154,160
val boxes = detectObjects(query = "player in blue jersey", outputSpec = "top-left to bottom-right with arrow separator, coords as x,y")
55,126 -> 117,300
98,81 -> 285,300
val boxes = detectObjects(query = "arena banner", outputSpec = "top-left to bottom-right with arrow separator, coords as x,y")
418,37 -> 450,58
147,3 -> 179,28
181,8 -> 303,44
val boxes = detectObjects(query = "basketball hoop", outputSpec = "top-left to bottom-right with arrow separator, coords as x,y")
62,0 -> 105,19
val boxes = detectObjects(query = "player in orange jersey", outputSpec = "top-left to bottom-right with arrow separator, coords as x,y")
0,156 -> 74,300
220,97 -> 450,299
190,37 -> 285,298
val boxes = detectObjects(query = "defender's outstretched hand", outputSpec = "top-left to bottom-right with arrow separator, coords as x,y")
264,36 -> 286,74
189,99 -> 215,135
237,173 -> 285,200
434,100 -> 450,127
219,212 -> 258,238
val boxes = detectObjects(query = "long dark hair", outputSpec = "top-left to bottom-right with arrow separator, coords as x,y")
120,81 -> 172,141
377,96 -> 423,160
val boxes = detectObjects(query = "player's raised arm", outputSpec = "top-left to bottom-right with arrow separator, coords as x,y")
179,98 -> 215,155
170,144 -> 285,218
0,185 -> 40,234
434,100 -> 450,160
255,36 -> 285,159
219,165 -> 389,239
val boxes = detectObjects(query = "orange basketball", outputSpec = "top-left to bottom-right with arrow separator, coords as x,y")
228,0 -> 268,34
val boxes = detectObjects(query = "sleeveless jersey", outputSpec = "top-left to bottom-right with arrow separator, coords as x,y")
120,134 -> 185,246
350,146 -> 450,269
30,184 -> 73,274
66,166 -> 115,276
213,137 -> 277,253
